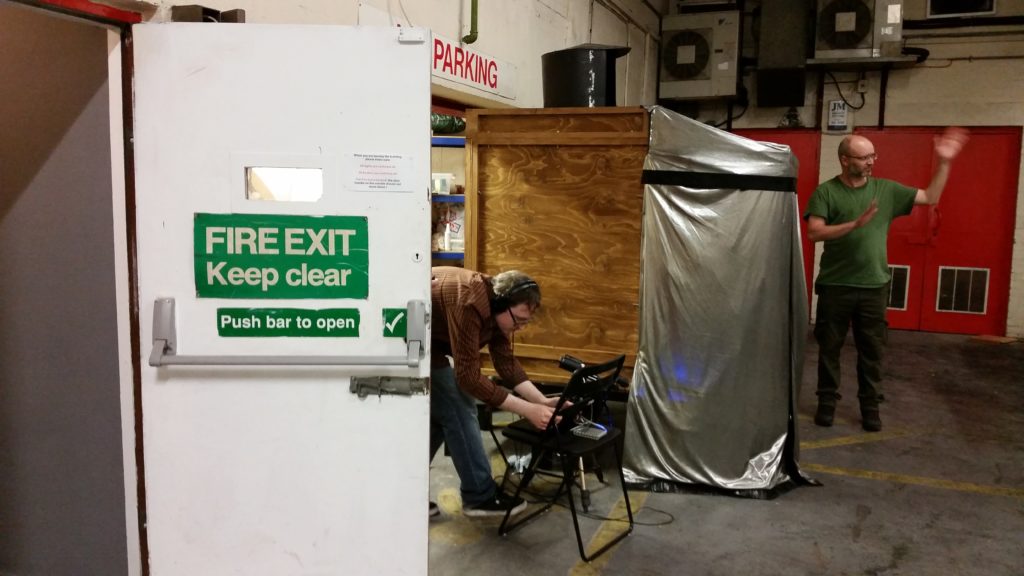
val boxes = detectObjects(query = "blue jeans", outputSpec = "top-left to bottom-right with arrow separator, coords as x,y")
429,363 -> 497,507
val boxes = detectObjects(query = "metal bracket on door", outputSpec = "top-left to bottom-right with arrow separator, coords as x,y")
350,376 -> 428,398
149,298 -> 428,368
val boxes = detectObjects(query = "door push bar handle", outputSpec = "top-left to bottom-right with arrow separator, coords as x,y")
149,298 -> 428,368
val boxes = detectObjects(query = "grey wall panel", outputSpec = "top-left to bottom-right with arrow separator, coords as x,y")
0,4 -> 128,575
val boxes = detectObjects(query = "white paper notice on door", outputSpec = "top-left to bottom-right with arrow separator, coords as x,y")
344,152 -> 415,192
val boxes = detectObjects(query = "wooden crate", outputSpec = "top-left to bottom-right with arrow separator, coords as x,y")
464,107 -> 649,384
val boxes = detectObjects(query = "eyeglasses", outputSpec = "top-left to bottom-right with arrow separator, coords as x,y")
844,153 -> 878,162
507,309 -> 531,329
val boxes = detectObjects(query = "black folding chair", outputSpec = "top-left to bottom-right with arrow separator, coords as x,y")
498,354 -> 634,562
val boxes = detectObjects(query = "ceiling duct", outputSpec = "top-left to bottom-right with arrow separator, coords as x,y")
756,0 -> 812,107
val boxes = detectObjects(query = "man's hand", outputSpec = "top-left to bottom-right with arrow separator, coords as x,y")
934,127 -> 969,163
917,127 -> 970,205
807,199 -> 878,242
856,199 -> 879,228
525,403 -> 558,430
500,386 -> 564,430
541,395 -> 563,409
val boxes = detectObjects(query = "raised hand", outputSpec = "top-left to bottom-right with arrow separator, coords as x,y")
934,127 -> 969,162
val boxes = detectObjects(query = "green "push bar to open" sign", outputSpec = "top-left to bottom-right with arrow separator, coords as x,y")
217,308 -> 360,337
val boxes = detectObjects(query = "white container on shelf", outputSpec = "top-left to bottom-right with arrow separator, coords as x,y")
431,172 -> 455,195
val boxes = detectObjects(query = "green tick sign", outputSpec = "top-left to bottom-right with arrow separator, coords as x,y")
382,308 -> 407,338
195,213 -> 368,299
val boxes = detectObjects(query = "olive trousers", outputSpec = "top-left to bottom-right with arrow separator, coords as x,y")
813,284 -> 889,409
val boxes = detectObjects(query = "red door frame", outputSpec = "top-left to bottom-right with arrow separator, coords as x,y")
18,0 -> 140,24
852,129 -> 936,330
732,129 -> 821,314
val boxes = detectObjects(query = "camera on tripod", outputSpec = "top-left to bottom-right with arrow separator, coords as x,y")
558,353 -> 586,373
558,354 -> 629,389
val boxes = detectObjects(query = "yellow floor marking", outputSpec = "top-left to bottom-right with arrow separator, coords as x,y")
797,413 -> 852,426
568,491 -> 649,576
801,463 -> 1024,500
490,452 -> 507,476
429,449 -> 523,546
801,428 -> 914,450
429,488 -> 486,546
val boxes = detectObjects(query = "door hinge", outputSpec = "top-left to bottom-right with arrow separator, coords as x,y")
398,28 -> 427,44
350,376 -> 428,398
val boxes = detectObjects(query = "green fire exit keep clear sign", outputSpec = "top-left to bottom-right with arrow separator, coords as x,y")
194,213 -> 369,299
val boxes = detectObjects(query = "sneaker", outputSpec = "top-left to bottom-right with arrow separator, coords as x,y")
861,408 -> 882,432
814,403 -> 835,427
463,492 -> 527,518
497,491 -> 528,515
429,501 -> 441,517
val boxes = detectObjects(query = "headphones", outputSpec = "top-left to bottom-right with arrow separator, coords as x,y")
491,279 -> 539,314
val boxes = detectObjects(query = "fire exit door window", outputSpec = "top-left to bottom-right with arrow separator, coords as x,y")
887,265 -> 909,311
936,266 -> 989,315
245,166 -> 323,202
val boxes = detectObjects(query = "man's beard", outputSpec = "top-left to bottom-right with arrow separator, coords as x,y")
851,166 -> 872,179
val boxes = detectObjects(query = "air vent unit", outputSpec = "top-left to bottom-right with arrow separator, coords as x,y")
815,0 -> 902,60
660,10 -> 739,100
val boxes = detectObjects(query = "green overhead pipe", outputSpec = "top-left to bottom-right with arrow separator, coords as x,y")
462,0 -> 478,44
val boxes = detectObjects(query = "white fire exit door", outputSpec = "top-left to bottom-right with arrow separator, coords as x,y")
132,24 -> 431,575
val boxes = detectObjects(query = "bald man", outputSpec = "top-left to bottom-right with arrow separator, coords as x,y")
804,128 -> 969,432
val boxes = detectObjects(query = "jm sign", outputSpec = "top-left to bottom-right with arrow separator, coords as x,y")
194,213 -> 369,299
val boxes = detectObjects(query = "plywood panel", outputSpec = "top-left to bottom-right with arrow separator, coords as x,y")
474,107 -> 647,136
467,107 -> 648,384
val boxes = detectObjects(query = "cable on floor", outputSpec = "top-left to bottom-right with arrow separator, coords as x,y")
497,473 -> 676,527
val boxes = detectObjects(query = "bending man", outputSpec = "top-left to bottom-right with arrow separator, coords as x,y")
430,266 -> 559,516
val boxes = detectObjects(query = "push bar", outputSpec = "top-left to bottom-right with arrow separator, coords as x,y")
149,298 -> 427,368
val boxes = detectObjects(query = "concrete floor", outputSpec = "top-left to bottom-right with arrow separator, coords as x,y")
428,329 -> 1024,576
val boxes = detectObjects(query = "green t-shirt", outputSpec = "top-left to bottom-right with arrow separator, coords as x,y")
804,177 -> 917,288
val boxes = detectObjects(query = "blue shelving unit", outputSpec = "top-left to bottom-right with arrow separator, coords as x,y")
432,251 -> 465,260
432,194 -> 465,203
431,136 -> 465,148
432,136 -> 466,262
